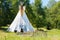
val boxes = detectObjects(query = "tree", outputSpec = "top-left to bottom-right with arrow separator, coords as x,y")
46,1 -> 60,29
33,0 -> 46,29
0,0 -> 18,26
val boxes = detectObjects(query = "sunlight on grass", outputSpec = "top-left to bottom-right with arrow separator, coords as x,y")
0,27 -> 60,40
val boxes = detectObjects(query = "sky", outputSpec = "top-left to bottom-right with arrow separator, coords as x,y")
30,0 -> 49,7
30,0 -> 60,7
42,0 -> 49,7
30,0 -> 34,4
29,0 -> 49,7
42,0 -> 60,7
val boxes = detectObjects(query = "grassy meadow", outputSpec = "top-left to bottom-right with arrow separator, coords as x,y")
0,26 -> 60,40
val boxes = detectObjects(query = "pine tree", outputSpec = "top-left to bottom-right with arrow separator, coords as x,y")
34,0 -> 46,29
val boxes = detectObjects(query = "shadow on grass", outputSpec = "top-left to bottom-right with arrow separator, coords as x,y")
0,27 -> 8,32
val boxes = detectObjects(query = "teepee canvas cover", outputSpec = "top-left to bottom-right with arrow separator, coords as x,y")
7,6 -> 34,32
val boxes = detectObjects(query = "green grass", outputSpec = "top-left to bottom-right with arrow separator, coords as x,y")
0,27 -> 60,40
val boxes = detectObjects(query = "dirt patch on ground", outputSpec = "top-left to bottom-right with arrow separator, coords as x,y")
16,30 -> 47,37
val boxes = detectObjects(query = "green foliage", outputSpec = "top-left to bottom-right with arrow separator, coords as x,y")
0,0 -> 18,26
0,0 -> 60,29
46,1 -> 60,29
33,0 -> 46,29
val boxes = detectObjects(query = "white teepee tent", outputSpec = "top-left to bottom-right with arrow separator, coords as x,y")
7,5 -> 34,32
